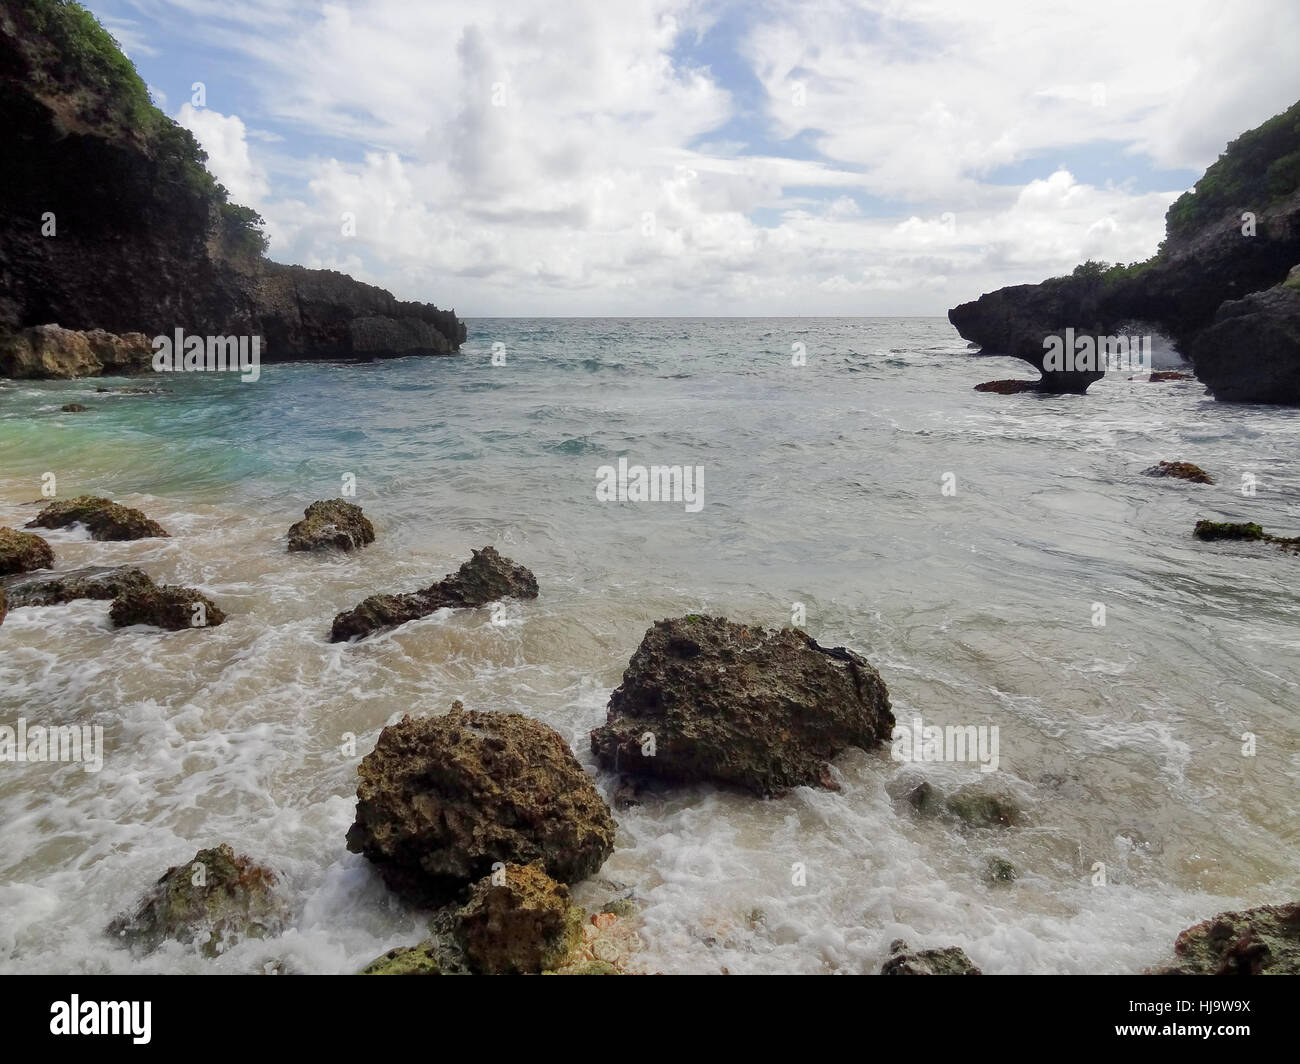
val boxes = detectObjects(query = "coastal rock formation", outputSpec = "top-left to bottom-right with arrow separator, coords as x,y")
881,939 -> 983,975
1149,901 -> 1300,974
106,844 -> 291,957
1143,460 -> 1214,484
0,3 -> 463,379
2,564 -> 154,607
590,615 -> 895,797
286,499 -> 375,552
109,585 -> 226,630
345,703 -> 616,904
949,100 -> 1300,401
0,526 -> 54,574
329,546 -> 538,642
454,862 -> 584,975
0,325 -> 152,379
27,496 -> 168,540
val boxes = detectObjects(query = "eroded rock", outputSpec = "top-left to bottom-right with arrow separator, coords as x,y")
1144,460 -> 1214,484
109,585 -> 226,630
346,703 -> 615,904
1149,902 -> 1300,974
590,616 -> 894,796
329,546 -> 538,642
2,565 -> 154,607
27,496 -> 168,540
0,526 -> 54,574
286,499 -> 375,552
106,844 -> 290,957
881,938 -> 982,975
455,862 -> 584,974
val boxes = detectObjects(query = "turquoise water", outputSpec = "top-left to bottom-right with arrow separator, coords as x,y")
1,317 -> 1298,973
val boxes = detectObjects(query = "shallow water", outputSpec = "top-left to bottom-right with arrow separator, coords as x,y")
1,317 -> 1297,974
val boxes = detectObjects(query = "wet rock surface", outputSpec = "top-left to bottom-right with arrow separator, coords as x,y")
881,939 -> 983,975
455,862 -> 584,975
329,546 -> 538,642
1143,460 -> 1214,484
106,844 -> 291,958
590,615 -> 894,796
1149,901 -> 1300,974
346,703 -> 615,904
27,495 -> 168,540
109,585 -> 226,630
2,565 -> 154,607
0,526 -> 55,574
286,498 -> 375,552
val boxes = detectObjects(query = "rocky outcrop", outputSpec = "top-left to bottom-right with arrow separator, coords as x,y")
329,546 -> 538,642
346,703 -> 615,905
2,564 -> 153,607
1143,460 -> 1214,484
106,844 -> 291,957
0,526 -> 54,574
1149,901 -> 1300,974
949,100 -> 1300,400
590,616 -> 895,797
0,325 -> 152,379
455,862 -> 585,975
0,4 -> 463,379
1190,278 -> 1300,403
27,496 -> 168,540
881,939 -> 982,975
286,499 -> 374,552
109,585 -> 226,630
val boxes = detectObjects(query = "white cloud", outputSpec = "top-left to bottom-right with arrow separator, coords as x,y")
176,103 -> 270,208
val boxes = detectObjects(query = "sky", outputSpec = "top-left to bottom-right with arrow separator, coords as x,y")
86,0 -> 1300,317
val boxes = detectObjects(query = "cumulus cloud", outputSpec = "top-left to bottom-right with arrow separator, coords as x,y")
122,0 -> 1300,313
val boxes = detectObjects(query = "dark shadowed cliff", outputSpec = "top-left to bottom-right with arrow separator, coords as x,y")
0,0 -> 465,377
949,100 -> 1300,402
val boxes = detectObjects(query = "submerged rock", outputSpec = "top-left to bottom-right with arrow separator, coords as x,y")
590,615 -> 894,797
329,546 -> 538,642
944,786 -> 1021,829
26,495 -> 168,540
455,862 -> 585,975
346,703 -> 615,904
286,499 -> 375,552
974,379 -> 1043,394
60,402 -> 88,412
1143,460 -> 1214,484
2,565 -> 154,607
1146,370 -> 1195,382
1149,901 -> 1300,974
109,585 -> 226,630
0,526 -> 55,574
984,856 -> 1019,884
881,939 -> 982,975
106,844 -> 291,958
1194,520 -> 1266,541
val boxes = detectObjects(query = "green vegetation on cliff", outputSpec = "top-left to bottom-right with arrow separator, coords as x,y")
1167,99 -> 1300,237
21,0 -> 268,255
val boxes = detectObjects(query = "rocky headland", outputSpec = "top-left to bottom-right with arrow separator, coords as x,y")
951,100 -> 1300,401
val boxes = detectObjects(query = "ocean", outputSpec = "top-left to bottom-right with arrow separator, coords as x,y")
1,316 -> 1297,974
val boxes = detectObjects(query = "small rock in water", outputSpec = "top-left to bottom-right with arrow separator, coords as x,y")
974,379 -> 1042,394
60,402 -> 88,412
455,862 -> 585,974
110,585 -> 226,630
0,526 -> 55,574
945,787 -> 1021,828
1148,901 -> 1300,974
106,844 -> 291,958
1143,460 -> 1213,484
26,495 -> 168,540
984,856 -> 1019,884
881,939 -> 982,975
286,498 -> 375,552
3,565 -> 154,607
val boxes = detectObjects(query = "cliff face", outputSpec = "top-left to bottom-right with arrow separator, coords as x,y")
949,101 -> 1300,402
0,1 -> 464,376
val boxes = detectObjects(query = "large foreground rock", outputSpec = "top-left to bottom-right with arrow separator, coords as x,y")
27,496 -> 168,540
590,616 -> 895,796
329,546 -> 538,642
106,844 -> 291,957
287,499 -> 374,552
0,526 -> 54,574
109,585 -> 226,630
2,565 -> 154,607
1149,901 -> 1300,974
455,862 -> 584,974
1191,280 -> 1300,403
346,703 -> 615,904
0,325 -> 152,379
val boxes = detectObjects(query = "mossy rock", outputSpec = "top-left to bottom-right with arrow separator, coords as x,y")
286,499 -> 375,552
1143,461 -> 1213,484
0,527 -> 55,575
110,585 -> 226,630
1194,520 -> 1265,541
945,788 -> 1021,828
27,495 -> 168,540
984,856 -> 1018,884
455,862 -> 585,975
